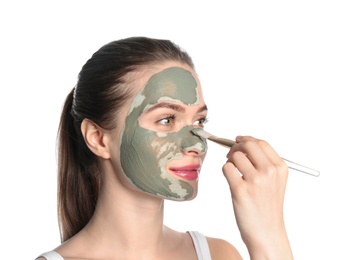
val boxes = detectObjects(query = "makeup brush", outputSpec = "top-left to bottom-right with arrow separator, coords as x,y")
191,128 -> 320,177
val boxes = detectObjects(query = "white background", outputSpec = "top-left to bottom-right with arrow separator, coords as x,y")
1,1 -> 349,259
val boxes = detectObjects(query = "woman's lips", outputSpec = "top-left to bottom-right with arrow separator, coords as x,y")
169,164 -> 201,181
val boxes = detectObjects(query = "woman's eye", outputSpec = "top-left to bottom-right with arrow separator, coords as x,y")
157,115 -> 176,126
194,117 -> 208,127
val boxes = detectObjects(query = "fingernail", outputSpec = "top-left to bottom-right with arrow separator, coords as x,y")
236,135 -> 243,141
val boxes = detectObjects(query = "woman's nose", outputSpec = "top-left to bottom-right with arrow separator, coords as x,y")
179,126 -> 207,156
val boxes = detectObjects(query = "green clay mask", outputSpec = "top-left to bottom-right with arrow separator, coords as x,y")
120,67 -> 207,200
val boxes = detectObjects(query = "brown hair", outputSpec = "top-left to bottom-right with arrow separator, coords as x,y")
57,37 -> 194,242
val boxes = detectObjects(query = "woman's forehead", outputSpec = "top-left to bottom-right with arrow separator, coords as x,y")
127,65 -> 202,112
140,67 -> 198,102
127,62 -> 197,93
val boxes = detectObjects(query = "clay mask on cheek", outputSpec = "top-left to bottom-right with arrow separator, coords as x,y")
119,67 -> 207,200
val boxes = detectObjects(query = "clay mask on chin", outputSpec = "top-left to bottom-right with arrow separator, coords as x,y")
120,67 -> 207,200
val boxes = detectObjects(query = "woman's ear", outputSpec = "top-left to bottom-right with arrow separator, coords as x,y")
81,119 -> 111,159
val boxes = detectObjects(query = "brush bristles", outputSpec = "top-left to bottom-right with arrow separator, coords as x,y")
191,129 -> 235,148
191,129 -> 213,139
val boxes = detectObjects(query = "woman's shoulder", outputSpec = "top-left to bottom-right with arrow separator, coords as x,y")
206,236 -> 243,260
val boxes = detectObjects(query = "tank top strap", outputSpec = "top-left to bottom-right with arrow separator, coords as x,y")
188,231 -> 212,260
36,251 -> 64,260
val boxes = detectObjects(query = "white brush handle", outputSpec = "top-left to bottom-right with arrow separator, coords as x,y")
204,132 -> 320,177
282,158 -> 320,177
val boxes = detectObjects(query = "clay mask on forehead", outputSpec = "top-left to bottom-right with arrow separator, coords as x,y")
120,67 -> 207,200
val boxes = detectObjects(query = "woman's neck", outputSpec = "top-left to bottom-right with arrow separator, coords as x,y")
83,172 -> 167,251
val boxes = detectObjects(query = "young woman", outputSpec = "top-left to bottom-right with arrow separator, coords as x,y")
37,37 -> 293,259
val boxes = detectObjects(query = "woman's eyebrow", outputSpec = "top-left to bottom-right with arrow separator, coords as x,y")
145,103 -> 185,113
145,102 -> 208,114
197,104 -> 208,113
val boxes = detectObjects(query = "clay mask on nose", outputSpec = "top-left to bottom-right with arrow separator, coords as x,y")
119,67 -> 207,200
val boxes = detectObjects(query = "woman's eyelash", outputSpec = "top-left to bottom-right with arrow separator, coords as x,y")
157,115 -> 176,126
195,117 -> 209,126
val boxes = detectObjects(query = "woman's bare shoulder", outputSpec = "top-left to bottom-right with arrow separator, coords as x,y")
206,236 -> 243,260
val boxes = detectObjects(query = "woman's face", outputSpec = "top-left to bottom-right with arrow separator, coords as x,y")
118,63 -> 208,201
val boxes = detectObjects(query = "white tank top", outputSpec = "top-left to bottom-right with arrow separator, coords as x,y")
37,231 -> 211,260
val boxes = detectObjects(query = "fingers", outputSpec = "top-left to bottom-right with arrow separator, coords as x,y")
226,136 -> 287,177
225,150 -> 256,181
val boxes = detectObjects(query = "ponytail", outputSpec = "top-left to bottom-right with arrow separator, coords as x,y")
57,88 -> 99,242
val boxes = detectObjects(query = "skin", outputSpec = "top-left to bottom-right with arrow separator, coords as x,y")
40,62 -> 292,260
120,67 -> 207,200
